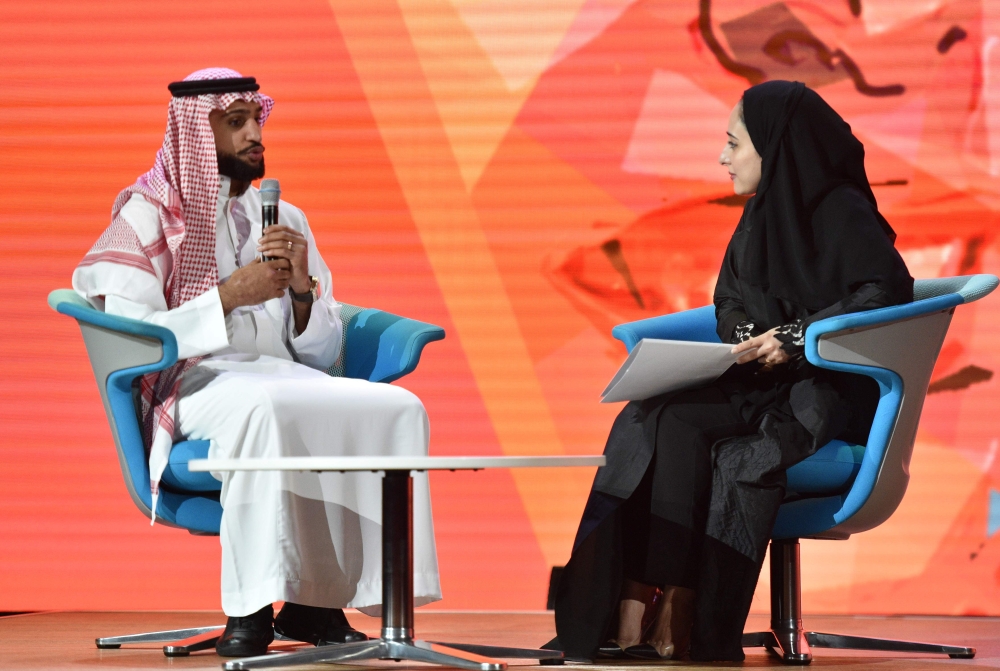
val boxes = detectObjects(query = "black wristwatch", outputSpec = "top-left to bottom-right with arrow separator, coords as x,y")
289,276 -> 319,305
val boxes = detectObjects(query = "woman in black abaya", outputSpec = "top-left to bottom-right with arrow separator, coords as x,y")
547,81 -> 913,662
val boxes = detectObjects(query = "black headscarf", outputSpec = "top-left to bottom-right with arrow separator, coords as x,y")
739,80 -> 910,311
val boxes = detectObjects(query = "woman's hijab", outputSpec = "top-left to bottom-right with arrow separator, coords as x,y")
739,80 -> 911,311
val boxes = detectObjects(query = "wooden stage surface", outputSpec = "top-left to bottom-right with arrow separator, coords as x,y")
2,611 -> 998,669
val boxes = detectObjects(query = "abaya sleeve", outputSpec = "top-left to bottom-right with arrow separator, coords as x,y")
715,229 -> 752,343
773,282 -> 902,352
771,184 -> 913,352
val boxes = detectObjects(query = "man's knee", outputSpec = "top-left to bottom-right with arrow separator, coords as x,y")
386,385 -> 427,417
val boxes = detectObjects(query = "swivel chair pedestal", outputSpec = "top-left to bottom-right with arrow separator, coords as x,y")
742,539 -> 975,664
742,539 -> 811,664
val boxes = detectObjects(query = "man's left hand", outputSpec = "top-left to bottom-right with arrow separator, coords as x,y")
732,328 -> 791,370
257,225 -> 311,293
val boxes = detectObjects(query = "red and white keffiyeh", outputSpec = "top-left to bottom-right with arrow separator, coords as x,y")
76,67 -> 273,521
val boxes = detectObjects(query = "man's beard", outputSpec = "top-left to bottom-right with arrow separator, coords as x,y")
217,150 -> 265,182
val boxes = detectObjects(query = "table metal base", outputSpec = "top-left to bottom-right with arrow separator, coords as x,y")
224,638 -> 563,671
221,470 -> 562,670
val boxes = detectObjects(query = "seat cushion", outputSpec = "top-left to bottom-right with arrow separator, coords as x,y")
786,439 -> 865,495
160,440 -> 221,492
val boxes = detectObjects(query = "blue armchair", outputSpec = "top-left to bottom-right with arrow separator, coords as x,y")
611,274 -> 998,664
48,289 -> 445,656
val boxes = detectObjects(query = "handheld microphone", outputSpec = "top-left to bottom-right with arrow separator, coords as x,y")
259,179 -> 280,261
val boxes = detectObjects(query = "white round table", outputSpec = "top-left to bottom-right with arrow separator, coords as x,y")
188,455 -> 605,671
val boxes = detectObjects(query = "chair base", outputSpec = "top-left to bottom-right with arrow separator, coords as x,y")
743,629 -> 811,664
96,625 -> 224,657
742,629 -> 976,664
221,638 -> 562,671
750,539 -> 976,665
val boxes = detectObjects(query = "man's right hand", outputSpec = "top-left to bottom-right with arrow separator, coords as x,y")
218,258 -> 292,315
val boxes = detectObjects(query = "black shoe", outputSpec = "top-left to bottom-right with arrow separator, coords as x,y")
597,640 -> 626,659
624,643 -> 673,660
216,604 -> 274,658
274,603 -> 369,646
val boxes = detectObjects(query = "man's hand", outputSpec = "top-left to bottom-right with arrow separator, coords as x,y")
255,224 -> 313,334
256,225 -> 310,293
732,328 -> 792,370
218,257 -> 292,315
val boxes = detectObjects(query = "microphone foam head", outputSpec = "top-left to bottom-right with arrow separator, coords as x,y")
259,178 -> 281,205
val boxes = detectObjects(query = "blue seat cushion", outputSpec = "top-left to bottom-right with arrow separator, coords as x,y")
785,439 -> 865,495
160,440 -> 221,492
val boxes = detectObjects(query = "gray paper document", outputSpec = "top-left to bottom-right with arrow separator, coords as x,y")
601,339 -> 740,403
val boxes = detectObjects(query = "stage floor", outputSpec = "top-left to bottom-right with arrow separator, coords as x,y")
2,611 -> 998,669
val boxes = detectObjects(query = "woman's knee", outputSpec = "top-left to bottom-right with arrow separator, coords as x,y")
658,405 -> 712,446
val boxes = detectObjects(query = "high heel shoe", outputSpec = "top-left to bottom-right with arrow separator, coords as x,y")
597,640 -> 626,659
624,642 -> 675,660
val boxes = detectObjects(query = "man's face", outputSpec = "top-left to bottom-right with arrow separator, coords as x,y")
209,100 -> 265,182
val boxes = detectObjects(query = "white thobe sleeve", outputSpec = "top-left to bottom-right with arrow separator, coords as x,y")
286,212 -> 343,370
73,192 -> 231,361
104,282 -> 231,360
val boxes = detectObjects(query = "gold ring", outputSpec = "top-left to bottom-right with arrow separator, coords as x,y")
287,241 -> 293,250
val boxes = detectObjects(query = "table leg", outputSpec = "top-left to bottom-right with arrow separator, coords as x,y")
222,469 -> 561,671
382,469 -> 414,643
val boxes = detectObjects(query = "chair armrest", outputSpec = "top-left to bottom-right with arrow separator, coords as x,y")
611,305 -> 720,353
49,289 -> 178,517
803,293 -> 964,531
341,308 -> 445,383
804,293 -> 964,362
48,288 -> 94,311
913,274 -> 999,303
52,298 -> 178,384
50,290 -> 178,375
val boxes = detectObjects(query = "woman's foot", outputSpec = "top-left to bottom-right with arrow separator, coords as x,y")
613,579 -> 658,648
597,640 -> 626,659
644,586 -> 695,660
624,642 -> 674,660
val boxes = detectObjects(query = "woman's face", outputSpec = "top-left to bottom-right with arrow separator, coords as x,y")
720,103 -> 762,195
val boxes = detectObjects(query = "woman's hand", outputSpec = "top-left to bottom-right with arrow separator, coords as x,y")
732,328 -> 792,370
256,225 -> 310,294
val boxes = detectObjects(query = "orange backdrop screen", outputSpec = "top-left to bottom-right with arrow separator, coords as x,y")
3,0 -> 1000,615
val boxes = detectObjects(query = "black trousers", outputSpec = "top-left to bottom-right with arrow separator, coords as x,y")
621,384 -> 754,589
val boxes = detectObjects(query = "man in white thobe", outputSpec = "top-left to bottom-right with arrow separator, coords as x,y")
72,68 -> 441,657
